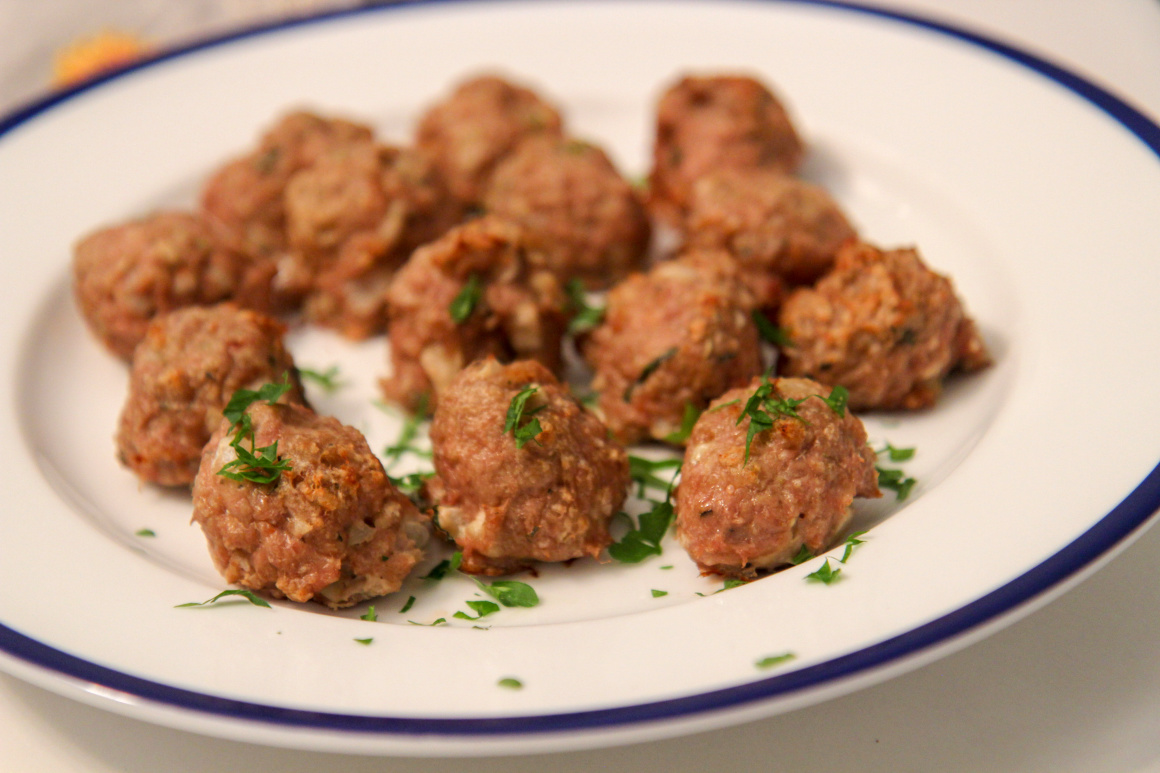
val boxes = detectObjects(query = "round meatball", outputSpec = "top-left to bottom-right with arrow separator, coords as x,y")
427,357 -> 629,575
284,141 -> 462,338
778,241 -> 991,411
200,110 -> 374,310
685,167 -> 857,287
676,376 -> 880,578
381,215 -> 568,413
73,210 -> 244,359
648,73 -> 805,224
483,136 -> 650,289
415,74 -> 564,205
115,305 -> 307,486
581,250 -> 764,445
192,401 -> 427,608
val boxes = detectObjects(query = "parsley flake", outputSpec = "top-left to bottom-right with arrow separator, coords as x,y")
662,402 -> 702,445
789,544 -> 814,565
354,637 -> 374,645
806,559 -> 842,585
565,278 -> 605,334
498,677 -> 523,690
399,595 -> 416,613
360,605 -> 378,622
504,386 -> 545,449
176,589 -> 271,609
651,589 -> 668,598
453,600 -> 501,620
624,347 -> 678,402
878,443 -> 916,462
839,531 -> 868,563
381,397 -> 431,470
216,376 -> 295,485
298,365 -> 343,393
610,463 -> 681,563
135,528 -> 156,538
472,577 -> 540,608
449,273 -> 484,323
877,467 -> 916,500
751,310 -> 794,347
755,652 -> 796,670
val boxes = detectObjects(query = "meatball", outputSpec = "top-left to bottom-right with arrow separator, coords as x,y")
200,110 -> 374,310
778,241 -> 991,411
115,304 -> 308,486
483,136 -> 650,289
648,73 -> 805,224
381,215 -> 568,413
426,357 -> 629,575
415,74 -> 564,205
581,250 -> 764,445
192,401 -> 427,608
676,376 -> 880,578
73,210 -> 245,359
284,141 -> 462,338
685,167 -> 857,288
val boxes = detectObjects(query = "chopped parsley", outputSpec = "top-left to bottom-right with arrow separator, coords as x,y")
381,396 -> 431,470
360,605 -> 378,622
453,600 -> 501,620
471,576 -> 540,608
651,589 -> 668,598
135,528 -> 156,538
839,531 -> 868,563
449,273 -> 484,323
662,402 -> 702,445
176,589 -> 271,609
216,376 -> 295,485
504,386 -> 545,449
751,310 -> 794,347
422,552 -> 462,581
695,578 -> 748,596
755,652 -> 796,670
627,455 -> 682,497
877,467 -> 916,500
734,378 -> 849,464
354,637 -> 374,645
878,443 -> 916,462
806,559 -> 842,585
789,544 -> 813,565
408,618 -> 448,626
388,470 -> 434,497
565,278 -> 605,334
399,595 -> 416,613
609,463 -> 681,563
624,347 -> 678,402
297,365 -> 343,393
497,677 -> 523,690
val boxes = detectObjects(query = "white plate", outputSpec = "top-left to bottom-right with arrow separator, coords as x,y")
2,0 -> 1160,757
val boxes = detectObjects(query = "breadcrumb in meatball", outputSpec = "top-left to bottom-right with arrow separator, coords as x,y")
648,73 -> 805,225
676,376 -> 880,578
72,210 -> 245,360
778,241 -> 991,411
381,215 -> 568,413
200,110 -> 374,311
116,304 -> 307,486
685,167 -> 857,288
192,401 -> 427,608
426,357 -> 630,575
415,73 -> 564,206
581,250 -> 764,445
483,136 -> 650,289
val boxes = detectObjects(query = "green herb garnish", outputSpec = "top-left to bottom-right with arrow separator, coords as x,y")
176,589 -> 271,609
565,278 -> 605,334
222,374 -> 293,426
755,652 -> 796,670
453,600 -> 501,620
734,378 -> 849,464
751,310 -> 794,347
422,552 -> 462,581
498,677 -> 523,690
388,471 -> 434,497
695,578 -> 748,597
354,637 -> 374,645
449,272 -> 483,323
627,455 -> 682,497
399,595 -> 416,613
663,402 -> 702,445
217,376 -> 295,485
806,559 -> 842,585
298,365 -> 343,393
878,443 -> 916,462
651,589 -> 668,598
789,544 -> 813,565
609,463 -> 681,563
471,577 -> 540,608
381,396 -> 431,470
877,467 -> 916,500
624,347 -> 678,402
839,531 -> 868,563
408,618 -> 448,626
135,528 -> 156,538
504,386 -> 545,449
360,605 -> 377,622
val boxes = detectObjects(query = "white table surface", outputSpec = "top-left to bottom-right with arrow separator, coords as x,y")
4,1 -> 1160,770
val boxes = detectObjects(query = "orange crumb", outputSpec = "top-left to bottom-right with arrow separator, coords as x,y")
52,29 -> 150,87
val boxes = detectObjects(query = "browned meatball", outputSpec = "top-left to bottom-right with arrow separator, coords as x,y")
581,250 -> 764,445
381,215 -> 568,413
73,210 -> 244,360
483,136 -> 650,289
426,357 -> 629,575
676,377 -> 880,578
778,241 -> 991,411
685,167 -> 857,287
284,141 -> 462,338
115,304 -> 307,486
192,401 -> 427,608
415,74 -> 564,205
648,74 -> 805,225
200,110 -> 374,310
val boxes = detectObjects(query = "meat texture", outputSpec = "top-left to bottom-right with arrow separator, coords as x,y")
778,241 -> 991,411
581,250 -> 764,445
483,136 -> 650,289
200,110 -> 374,311
381,215 -> 568,413
648,73 -> 805,225
72,210 -> 246,360
427,358 -> 629,575
415,74 -> 564,206
676,376 -> 880,578
684,167 -> 857,289
116,304 -> 307,486
284,141 -> 462,338
192,401 -> 427,608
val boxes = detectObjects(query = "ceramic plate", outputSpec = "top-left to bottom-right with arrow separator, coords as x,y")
2,0 -> 1159,757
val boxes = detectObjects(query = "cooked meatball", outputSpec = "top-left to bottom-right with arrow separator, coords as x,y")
200,110 -> 374,310
192,401 -> 427,608
685,167 -> 857,287
426,357 -> 629,575
483,136 -> 650,289
778,241 -> 991,411
73,210 -> 245,360
581,250 -> 764,445
284,141 -> 462,338
381,215 -> 568,413
115,304 -> 307,486
648,74 -> 805,224
676,376 -> 880,578
415,74 -> 564,205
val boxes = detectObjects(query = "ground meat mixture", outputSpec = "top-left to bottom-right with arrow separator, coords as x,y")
192,401 -> 428,608
426,357 -> 629,575
684,167 -> 857,288
200,110 -> 374,310
482,136 -> 651,289
381,215 -> 568,413
116,304 -> 307,486
73,210 -> 246,360
581,250 -> 764,445
414,74 -> 564,206
778,241 -> 991,411
283,141 -> 462,338
676,376 -> 880,578
648,74 -> 805,225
